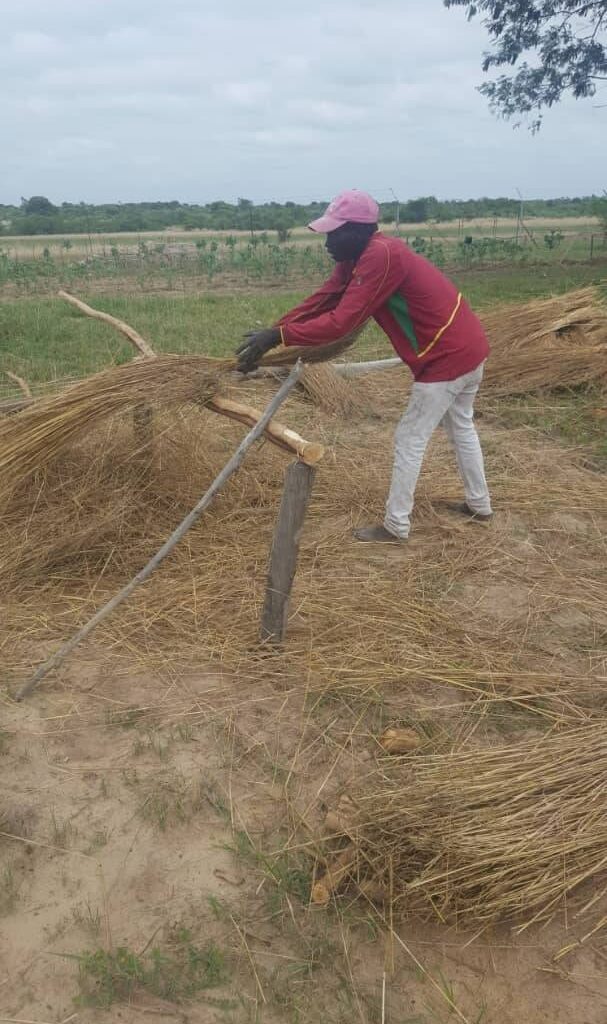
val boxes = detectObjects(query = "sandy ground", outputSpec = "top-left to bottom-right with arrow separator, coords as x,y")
1,371 -> 607,1023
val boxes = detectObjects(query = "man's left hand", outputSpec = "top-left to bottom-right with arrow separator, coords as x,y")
235,327 -> 281,373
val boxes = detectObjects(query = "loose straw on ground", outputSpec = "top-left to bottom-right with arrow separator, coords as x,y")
318,723 -> 607,931
15,362 -> 303,700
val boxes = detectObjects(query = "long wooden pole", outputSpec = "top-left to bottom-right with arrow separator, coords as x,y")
253,357 -> 402,379
15,363 -> 303,702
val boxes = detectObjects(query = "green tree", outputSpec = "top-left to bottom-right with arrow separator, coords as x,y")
22,195 -> 57,215
404,197 -> 430,223
444,1 -> 607,129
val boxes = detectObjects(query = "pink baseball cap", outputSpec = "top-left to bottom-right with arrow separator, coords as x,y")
308,189 -> 380,233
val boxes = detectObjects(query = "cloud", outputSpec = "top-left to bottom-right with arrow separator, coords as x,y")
10,31 -> 63,57
0,0 -> 605,204
219,81 -> 272,107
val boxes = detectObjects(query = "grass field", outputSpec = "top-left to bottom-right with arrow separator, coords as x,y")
2,258 -> 607,385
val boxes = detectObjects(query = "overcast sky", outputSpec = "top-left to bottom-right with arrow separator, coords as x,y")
2,0 -> 606,205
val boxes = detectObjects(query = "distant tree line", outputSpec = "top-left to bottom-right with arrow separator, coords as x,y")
0,193 -> 604,237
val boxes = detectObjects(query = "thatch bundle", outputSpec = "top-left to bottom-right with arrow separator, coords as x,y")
321,725 -> 607,930
299,363 -> 365,416
481,286 -> 607,396
482,287 -> 606,351
0,325 -> 367,502
0,355 -> 228,500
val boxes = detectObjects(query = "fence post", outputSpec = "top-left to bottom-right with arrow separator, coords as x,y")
260,460 -> 316,643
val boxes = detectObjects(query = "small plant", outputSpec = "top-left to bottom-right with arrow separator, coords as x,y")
105,706 -> 145,729
138,772 -> 205,830
76,929 -> 228,1007
73,900 -> 102,938
50,811 -> 74,847
176,721 -> 194,742
207,894 -> 230,920
544,228 -> 564,249
87,828 -> 109,852
0,864 -> 18,914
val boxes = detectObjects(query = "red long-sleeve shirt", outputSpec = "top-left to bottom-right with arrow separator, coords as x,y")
277,233 -> 489,382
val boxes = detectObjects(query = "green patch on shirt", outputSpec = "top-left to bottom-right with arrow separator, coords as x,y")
387,292 -> 419,353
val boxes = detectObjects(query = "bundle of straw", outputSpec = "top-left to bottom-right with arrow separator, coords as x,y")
0,355 -> 227,498
482,287 -> 607,352
262,331 -> 361,367
299,364 -> 362,416
0,324 -> 365,501
324,725 -> 607,930
480,286 -> 607,395
484,344 -> 607,396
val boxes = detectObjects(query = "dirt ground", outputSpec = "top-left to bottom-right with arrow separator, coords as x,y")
1,369 -> 607,1023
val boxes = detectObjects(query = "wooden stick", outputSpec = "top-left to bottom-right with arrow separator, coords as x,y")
260,460 -> 317,642
333,357 -> 401,378
59,289 -> 158,446
253,357 -> 402,379
0,397 -> 31,415
4,371 -> 32,399
58,289 -> 157,358
208,396 -> 324,466
15,363 -> 303,701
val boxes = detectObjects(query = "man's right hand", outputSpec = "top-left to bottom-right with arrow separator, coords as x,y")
235,327 -> 281,373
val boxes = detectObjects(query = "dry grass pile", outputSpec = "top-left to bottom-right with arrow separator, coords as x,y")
1,377 -> 606,730
483,287 -> 606,350
0,288 -> 605,713
0,355 -> 228,501
299,363 -> 364,416
481,287 -> 607,396
0,329 -> 363,501
1,356 -> 607,941
321,724 -> 607,932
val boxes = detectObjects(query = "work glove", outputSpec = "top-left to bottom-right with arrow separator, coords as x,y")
235,327 -> 281,373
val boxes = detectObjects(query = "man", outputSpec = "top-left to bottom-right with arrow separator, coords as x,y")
236,189 -> 492,543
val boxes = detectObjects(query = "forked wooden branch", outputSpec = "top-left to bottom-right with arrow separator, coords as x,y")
57,289 -> 324,463
15,363 -> 304,701
58,290 -> 157,358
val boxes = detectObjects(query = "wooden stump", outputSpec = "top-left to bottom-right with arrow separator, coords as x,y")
260,461 -> 316,643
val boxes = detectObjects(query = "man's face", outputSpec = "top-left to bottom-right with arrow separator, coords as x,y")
325,222 -> 375,263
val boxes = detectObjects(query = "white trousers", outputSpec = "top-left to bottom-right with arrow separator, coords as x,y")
384,362 -> 492,539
